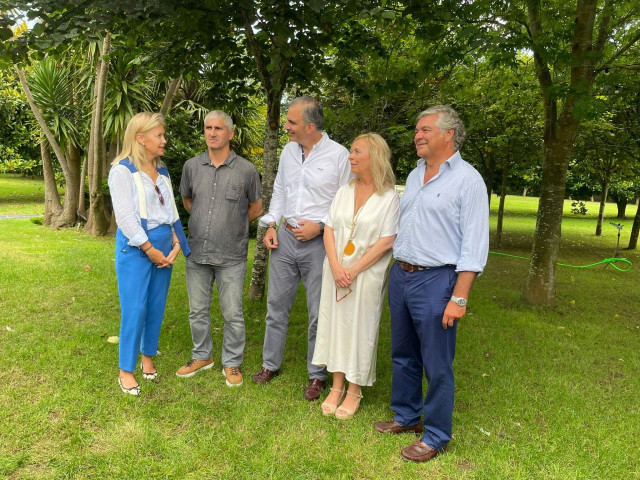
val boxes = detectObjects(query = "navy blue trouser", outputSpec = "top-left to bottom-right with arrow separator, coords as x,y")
388,262 -> 458,450
115,225 -> 173,372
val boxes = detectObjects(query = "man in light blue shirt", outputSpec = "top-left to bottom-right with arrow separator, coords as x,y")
374,105 -> 489,462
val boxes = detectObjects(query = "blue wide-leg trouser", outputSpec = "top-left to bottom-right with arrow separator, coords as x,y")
115,225 -> 173,372
388,262 -> 458,450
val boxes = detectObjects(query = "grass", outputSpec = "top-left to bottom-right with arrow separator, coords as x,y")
0,173 -> 64,216
1,179 -> 640,479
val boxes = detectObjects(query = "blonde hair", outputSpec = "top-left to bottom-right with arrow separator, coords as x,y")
112,112 -> 165,170
350,133 -> 395,195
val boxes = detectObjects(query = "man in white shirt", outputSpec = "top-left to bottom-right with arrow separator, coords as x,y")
252,96 -> 351,401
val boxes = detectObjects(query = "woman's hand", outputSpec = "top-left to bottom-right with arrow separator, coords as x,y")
343,267 -> 359,283
166,243 -> 181,264
331,263 -> 352,288
145,246 -> 171,268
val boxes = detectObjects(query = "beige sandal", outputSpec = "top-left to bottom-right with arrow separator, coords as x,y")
335,391 -> 363,420
321,387 -> 346,416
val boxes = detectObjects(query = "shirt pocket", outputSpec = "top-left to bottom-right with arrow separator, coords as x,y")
225,183 -> 243,203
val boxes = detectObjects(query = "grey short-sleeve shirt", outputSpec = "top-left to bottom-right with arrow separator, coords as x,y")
180,150 -> 262,265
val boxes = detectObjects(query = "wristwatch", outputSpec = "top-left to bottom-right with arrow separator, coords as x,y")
450,295 -> 467,307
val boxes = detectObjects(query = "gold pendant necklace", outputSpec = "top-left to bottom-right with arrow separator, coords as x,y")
344,238 -> 355,256
343,184 -> 363,256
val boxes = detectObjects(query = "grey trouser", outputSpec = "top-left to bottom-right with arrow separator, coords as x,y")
262,227 -> 328,380
185,258 -> 246,367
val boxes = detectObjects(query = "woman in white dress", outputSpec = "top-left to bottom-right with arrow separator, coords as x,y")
312,133 -> 399,419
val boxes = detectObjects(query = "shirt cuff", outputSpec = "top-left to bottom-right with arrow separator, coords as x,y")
455,263 -> 484,275
259,213 -> 277,227
128,231 -> 149,247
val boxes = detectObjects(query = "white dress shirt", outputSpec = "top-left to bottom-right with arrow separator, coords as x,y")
260,132 -> 351,228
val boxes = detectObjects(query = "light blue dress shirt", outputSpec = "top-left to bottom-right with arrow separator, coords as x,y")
393,151 -> 489,273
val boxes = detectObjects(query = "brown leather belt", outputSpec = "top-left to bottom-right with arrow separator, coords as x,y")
284,221 -> 295,232
396,261 -> 455,273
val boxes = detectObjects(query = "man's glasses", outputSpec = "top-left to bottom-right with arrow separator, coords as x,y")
154,184 -> 165,205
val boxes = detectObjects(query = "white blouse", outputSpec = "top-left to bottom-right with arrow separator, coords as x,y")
108,164 -> 175,246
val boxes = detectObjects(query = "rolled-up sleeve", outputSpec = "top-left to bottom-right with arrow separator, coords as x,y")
108,165 -> 148,247
259,164 -> 285,227
456,177 -> 489,274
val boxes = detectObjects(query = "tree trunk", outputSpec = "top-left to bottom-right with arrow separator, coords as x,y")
521,0 -> 599,306
521,134 -> 576,306
627,204 -> 640,249
18,68 -> 78,228
41,140 -> 62,225
249,100 -> 281,301
595,180 -> 609,236
615,197 -> 627,219
522,186 -> 528,196
106,134 -> 119,166
77,157 -> 88,217
85,33 -> 112,236
496,165 -> 509,248
482,153 -> 495,207
160,77 -> 182,117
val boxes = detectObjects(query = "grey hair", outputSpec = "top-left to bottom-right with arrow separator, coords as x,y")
417,105 -> 466,151
204,110 -> 234,131
289,96 -> 324,131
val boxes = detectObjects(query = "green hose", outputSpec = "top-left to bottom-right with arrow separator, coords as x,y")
489,251 -> 633,272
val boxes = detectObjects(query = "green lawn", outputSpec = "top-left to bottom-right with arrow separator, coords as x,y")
0,173 -> 65,216
1,180 -> 639,479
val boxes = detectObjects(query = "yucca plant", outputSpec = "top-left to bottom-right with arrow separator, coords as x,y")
28,57 -> 86,153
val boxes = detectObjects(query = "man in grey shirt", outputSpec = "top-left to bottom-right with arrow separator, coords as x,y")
176,110 -> 263,387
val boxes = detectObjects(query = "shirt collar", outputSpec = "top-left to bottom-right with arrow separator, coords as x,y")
200,149 -> 238,168
416,150 -> 461,169
299,132 -> 329,154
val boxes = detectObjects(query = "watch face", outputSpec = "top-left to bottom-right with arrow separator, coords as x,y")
452,296 -> 466,306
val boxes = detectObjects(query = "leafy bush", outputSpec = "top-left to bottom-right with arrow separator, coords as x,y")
571,200 -> 588,215
0,71 -> 40,174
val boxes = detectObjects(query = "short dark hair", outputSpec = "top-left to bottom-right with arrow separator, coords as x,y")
290,96 -> 324,131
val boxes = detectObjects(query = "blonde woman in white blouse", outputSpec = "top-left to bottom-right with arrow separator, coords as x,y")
108,112 -> 189,396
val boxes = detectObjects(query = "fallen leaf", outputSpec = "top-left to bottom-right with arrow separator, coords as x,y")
6,326 -> 14,332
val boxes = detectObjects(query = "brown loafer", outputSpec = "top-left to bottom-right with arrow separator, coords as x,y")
252,367 -> 280,384
401,440 -> 444,462
374,419 -> 423,434
304,378 -> 325,401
